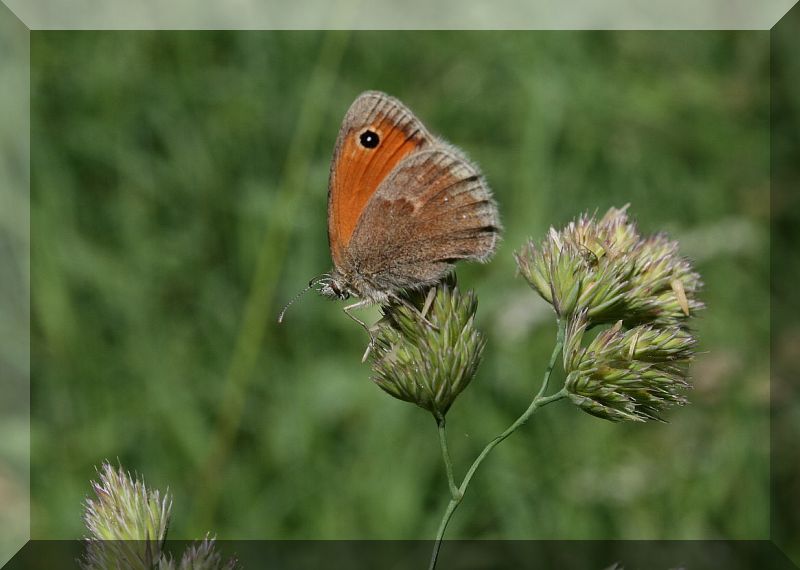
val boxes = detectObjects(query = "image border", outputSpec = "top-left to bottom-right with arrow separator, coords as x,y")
1,0 -> 797,566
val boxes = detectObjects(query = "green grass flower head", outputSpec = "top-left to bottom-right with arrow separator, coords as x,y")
563,311 -> 697,422
515,206 -> 703,327
82,463 -> 171,569
168,538 -> 239,570
371,281 -> 485,419
623,233 -> 704,327
82,462 -> 238,570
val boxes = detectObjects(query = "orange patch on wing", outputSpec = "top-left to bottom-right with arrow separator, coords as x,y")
328,115 -> 427,266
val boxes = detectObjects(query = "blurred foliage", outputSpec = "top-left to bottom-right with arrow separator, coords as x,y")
30,31 -> 770,541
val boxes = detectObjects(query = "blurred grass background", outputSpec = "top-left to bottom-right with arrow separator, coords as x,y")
30,31 -> 770,541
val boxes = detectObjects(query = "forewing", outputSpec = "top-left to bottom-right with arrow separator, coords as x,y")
327,91 -> 434,268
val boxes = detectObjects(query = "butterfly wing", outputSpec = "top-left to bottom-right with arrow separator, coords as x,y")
344,146 -> 501,294
327,91 -> 435,269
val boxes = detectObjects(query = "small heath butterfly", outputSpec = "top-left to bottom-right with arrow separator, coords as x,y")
279,91 -> 501,328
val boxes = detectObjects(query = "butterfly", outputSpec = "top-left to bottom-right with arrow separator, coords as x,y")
280,91 -> 501,329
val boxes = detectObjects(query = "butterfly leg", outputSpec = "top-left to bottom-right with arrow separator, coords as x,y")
420,286 -> 437,321
342,299 -> 374,333
360,335 -> 381,363
342,300 -> 381,362
389,292 -> 439,331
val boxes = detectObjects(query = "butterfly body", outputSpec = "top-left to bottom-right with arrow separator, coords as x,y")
320,91 -> 501,309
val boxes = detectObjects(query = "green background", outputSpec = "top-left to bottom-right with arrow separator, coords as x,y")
31,31 -> 769,540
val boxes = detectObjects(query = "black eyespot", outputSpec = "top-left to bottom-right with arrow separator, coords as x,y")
359,130 -> 380,149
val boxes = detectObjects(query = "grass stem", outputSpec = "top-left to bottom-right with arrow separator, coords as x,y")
428,322 -> 567,570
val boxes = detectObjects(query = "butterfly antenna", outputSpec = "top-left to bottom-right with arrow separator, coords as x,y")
277,275 -> 329,323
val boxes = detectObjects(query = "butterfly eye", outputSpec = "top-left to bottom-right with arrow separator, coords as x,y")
359,129 -> 380,149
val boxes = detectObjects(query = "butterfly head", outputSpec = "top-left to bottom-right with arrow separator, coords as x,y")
315,273 -> 351,301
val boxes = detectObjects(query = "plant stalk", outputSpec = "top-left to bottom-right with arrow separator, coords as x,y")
429,321 -> 567,570
437,417 -> 461,500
